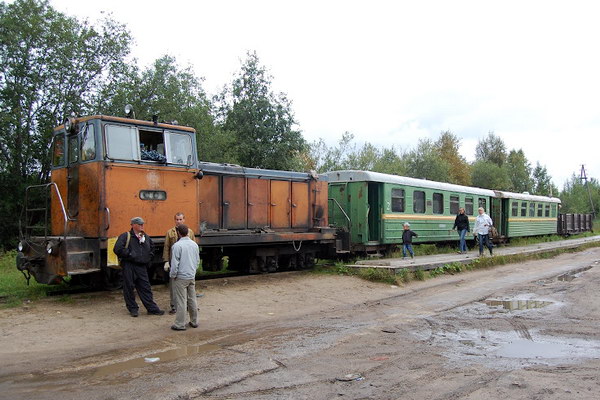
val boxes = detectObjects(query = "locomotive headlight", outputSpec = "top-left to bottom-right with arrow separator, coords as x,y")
139,190 -> 167,201
46,240 -> 59,255
46,242 -> 53,254
17,241 -> 24,252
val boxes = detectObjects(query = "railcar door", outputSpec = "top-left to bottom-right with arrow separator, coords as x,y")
66,132 -> 80,220
490,197 -> 505,236
368,182 -> 381,242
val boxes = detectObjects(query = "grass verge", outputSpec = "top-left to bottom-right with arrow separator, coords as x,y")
0,251 -> 56,308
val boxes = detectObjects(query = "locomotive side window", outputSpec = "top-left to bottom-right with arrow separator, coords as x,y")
105,125 -> 139,160
537,203 -> 543,217
68,135 -> 79,164
432,193 -> 443,214
166,131 -> 193,165
511,201 -> 518,217
450,195 -> 459,214
465,197 -> 473,215
413,191 -> 425,213
81,124 -> 96,161
521,201 -> 527,217
529,202 -> 535,217
52,134 -> 66,167
391,188 -> 405,212
139,129 -> 166,162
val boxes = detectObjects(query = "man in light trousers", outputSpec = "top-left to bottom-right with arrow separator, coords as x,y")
169,224 -> 200,331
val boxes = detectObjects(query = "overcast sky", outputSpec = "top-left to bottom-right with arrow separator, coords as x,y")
50,0 -> 599,188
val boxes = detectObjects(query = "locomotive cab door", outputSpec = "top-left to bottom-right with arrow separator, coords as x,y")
66,132 -> 80,220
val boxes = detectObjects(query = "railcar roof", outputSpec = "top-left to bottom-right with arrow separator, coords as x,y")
53,115 -> 196,133
324,170 -> 560,203
199,162 -> 324,181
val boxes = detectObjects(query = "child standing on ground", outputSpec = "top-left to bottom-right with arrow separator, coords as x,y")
402,222 -> 418,258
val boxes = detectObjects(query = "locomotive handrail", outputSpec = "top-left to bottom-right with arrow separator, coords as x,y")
25,183 -> 69,242
328,198 -> 351,230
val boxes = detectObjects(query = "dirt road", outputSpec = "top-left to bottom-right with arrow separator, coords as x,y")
1,248 -> 600,400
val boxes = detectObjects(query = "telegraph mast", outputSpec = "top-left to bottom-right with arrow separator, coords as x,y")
580,165 -> 596,218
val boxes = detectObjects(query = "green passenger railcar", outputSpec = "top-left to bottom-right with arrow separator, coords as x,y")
493,191 -> 561,238
325,171 -> 496,252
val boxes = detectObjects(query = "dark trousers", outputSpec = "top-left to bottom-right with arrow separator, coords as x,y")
478,234 -> 493,255
122,263 -> 160,313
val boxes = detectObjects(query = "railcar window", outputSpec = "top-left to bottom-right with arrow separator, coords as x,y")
465,197 -> 474,215
68,135 -> 79,165
479,198 -> 487,211
551,204 -> 557,217
105,125 -> 139,160
413,191 -> 425,214
521,202 -> 527,217
433,193 -> 443,214
391,188 -> 405,212
545,204 -> 550,217
52,134 -> 66,167
81,124 -> 96,161
166,132 -> 193,165
450,195 -> 459,214
529,202 -> 535,217
537,203 -> 543,217
511,201 -> 518,217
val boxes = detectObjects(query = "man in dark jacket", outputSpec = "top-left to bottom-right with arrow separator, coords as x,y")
452,207 -> 470,254
113,217 -> 164,317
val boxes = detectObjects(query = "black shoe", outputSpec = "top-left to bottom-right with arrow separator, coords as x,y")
130,310 -> 139,317
148,309 -> 165,316
171,325 -> 186,331
188,322 -> 199,328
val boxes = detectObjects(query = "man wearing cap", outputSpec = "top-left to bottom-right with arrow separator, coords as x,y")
114,217 -> 164,317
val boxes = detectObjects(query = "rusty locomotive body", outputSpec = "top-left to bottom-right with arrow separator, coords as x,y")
17,115 -> 335,286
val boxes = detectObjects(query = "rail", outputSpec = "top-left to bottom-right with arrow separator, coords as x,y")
328,198 -> 351,230
25,183 -> 70,242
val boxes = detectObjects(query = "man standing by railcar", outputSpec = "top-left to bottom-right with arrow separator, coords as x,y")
114,217 -> 164,317
473,207 -> 494,257
169,224 -> 200,331
163,212 -> 195,314
453,207 -> 470,254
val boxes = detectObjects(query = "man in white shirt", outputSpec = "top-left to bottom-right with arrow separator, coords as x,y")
169,224 -> 200,331
473,207 -> 494,256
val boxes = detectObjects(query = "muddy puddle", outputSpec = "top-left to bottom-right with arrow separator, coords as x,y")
557,265 -> 593,281
484,299 -> 553,311
92,343 -> 220,377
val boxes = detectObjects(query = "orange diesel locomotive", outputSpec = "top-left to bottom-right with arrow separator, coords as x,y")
17,113 -> 335,286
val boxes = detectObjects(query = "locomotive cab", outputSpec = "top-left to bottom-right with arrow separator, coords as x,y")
17,115 -> 200,286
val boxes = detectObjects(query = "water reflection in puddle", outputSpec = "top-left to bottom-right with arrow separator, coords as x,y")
484,299 -> 553,311
557,266 -> 592,281
93,343 -> 220,377
497,339 -> 576,358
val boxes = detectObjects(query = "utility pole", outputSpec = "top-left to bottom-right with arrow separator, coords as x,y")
580,165 -> 596,218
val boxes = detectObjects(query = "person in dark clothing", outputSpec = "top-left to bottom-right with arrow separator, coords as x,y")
402,222 -> 418,258
113,217 -> 164,317
452,207 -> 470,254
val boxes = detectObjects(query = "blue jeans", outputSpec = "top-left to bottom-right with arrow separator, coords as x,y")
458,229 -> 468,252
478,234 -> 493,255
402,244 -> 414,258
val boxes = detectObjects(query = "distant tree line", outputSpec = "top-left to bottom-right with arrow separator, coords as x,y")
0,0 -> 595,249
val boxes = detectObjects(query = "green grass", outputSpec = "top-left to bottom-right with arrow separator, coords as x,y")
0,251 -> 51,307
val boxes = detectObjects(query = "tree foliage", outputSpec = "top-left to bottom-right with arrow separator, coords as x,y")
217,51 -> 306,170
560,174 -> 600,214
532,162 -> 558,197
435,131 -> 471,185
470,160 -> 511,190
475,132 -> 507,166
505,149 -> 533,193
405,138 -> 450,182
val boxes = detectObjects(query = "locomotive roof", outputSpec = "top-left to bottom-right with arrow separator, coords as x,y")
324,170 -> 561,203
199,162 -> 325,181
53,115 -> 196,133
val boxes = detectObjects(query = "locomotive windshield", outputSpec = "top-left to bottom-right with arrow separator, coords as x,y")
105,124 -> 193,165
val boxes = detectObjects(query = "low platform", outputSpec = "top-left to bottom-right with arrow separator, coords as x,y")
346,235 -> 600,273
